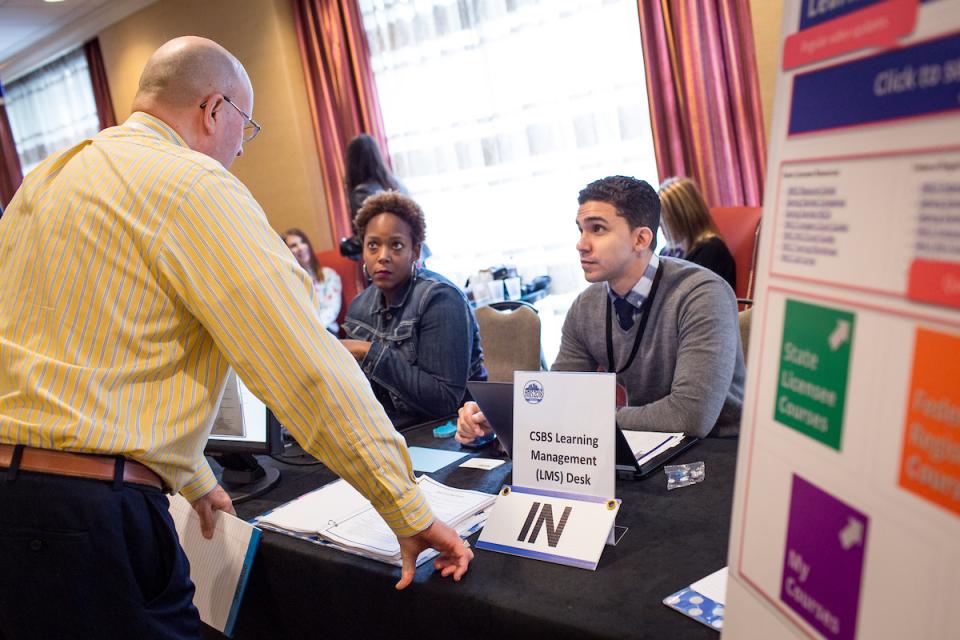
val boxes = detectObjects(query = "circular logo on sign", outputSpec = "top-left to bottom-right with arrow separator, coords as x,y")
522,380 -> 544,404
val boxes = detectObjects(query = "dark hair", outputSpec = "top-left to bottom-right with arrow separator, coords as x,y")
354,191 -> 426,248
282,228 -> 325,282
578,175 -> 660,239
658,177 -> 720,253
344,134 -> 399,193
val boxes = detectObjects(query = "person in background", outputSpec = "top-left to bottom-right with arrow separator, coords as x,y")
342,133 -> 432,266
658,176 -> 736,292
283,228 -> 342,334
342,192 -> 485,428
457,175 -> 743,444
0,36 -> 472,639
345,133 -> 408,219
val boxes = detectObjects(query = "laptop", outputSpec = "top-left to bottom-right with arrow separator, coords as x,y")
465,381 -> 514,456
468,380 -> 699,477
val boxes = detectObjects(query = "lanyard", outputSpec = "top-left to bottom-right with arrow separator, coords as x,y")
605,262 -> 664,375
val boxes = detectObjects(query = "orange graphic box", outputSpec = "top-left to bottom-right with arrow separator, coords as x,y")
899,328 -> 960,517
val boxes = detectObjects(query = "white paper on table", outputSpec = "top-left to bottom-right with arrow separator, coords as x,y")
255,475 -> 496,565
321,476 -> 495,557
621,431 -> 685,465
418,476 -> 497,522
256,478 -> 368,534
322,507 -> 403,555
459,457 -> 506,470
690,567 -> 728,605
406,446 -> 469,472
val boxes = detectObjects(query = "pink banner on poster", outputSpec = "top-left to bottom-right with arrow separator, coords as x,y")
783,0 -> 918,70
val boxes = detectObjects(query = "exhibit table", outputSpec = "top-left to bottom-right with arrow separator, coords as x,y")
202,427 -> 738,640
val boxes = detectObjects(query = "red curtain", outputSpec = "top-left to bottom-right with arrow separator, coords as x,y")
0,81 -> 23,209
84,38 -> 117,131
637,0 -> 766,207
292,0 -> 390,242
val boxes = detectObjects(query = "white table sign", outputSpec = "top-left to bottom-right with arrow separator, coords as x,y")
476,485 -> 619,570
512,371 -> 616,499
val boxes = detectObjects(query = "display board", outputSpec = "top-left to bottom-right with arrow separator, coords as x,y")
725,1 -> 960,638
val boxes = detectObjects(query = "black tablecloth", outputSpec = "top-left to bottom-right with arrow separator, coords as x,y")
203,428 -> 738,640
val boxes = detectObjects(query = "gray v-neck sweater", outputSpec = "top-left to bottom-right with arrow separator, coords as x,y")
552,257 -> 744,438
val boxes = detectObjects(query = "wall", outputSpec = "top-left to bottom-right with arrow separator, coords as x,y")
749,0 -> 784,141
97,0 -> 333,249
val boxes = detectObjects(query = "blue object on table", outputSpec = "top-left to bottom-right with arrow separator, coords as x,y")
459,432 -> 496,448
432,421 -> 457,438
663,586 -> 724,631
407,446 -> 469,472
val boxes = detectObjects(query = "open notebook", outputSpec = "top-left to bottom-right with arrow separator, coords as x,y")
255,476 -> 496,566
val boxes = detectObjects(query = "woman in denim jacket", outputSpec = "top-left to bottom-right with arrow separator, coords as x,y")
341,192 -> 486,427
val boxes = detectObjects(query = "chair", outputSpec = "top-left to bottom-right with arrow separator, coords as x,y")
475,300 -> 542,383
709,206 -> 763,302
314,248 -> 364,332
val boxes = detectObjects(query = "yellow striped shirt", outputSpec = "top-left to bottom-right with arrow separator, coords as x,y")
0,112 -> 433,536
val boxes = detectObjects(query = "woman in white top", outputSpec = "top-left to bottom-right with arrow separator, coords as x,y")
283,228 -> 343,334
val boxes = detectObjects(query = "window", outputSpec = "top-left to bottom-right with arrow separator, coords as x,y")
361,0 -> 659,362
5,47 -> 100,175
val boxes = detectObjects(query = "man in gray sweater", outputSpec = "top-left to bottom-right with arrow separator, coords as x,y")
457,176 -> 743,440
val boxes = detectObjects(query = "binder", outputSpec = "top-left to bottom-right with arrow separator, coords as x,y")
254,475 -> 495,567
168,495 -> 261,637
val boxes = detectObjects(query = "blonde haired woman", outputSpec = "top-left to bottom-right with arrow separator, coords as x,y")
659,177 -> 736,291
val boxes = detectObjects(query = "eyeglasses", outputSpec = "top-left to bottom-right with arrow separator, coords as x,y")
200,95 -> 261,142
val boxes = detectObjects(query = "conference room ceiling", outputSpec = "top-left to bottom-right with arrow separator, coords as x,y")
0,0 -> 156,80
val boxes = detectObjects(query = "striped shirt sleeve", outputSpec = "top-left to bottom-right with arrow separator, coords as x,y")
155,169 -> 433,536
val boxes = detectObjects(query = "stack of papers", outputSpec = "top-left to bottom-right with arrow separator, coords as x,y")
622,431 -> 686,466
255,476 -> 496,567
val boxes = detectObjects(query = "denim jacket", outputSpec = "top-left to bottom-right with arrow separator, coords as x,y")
343,269 -> 485,424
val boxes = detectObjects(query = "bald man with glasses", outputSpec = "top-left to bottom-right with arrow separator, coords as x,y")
0,36 -> 471,639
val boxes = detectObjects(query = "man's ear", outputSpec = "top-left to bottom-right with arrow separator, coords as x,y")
412,243 -> 422,263
633,226 -> 653,253
200,94 -> 224,135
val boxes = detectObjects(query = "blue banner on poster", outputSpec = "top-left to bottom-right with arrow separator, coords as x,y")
798,0 -> 883,30
789,31 -> 960,135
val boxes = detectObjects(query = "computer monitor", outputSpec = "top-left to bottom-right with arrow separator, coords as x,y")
205,371 -> 282,503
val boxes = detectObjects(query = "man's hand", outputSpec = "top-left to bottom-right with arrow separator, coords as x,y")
455,401 -> 493,444
395,520 -> 474,590
189,484 -> 236,539
340,339 -> 372,362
